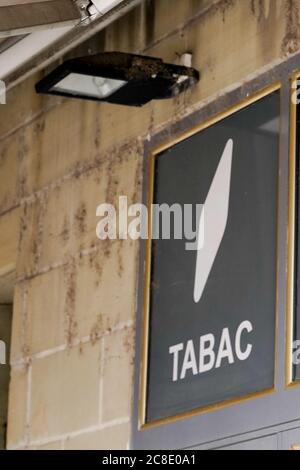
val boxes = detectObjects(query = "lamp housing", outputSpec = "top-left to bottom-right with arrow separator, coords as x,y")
35,52 -> 200,107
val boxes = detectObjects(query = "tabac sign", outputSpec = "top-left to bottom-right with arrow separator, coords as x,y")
140,88 -> 280,427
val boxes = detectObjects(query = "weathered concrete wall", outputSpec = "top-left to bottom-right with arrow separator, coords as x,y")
0,305 -> 12,449
0,0 -> 299,450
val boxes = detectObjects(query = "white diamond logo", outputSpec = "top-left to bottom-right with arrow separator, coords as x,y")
194,138 -> 233,303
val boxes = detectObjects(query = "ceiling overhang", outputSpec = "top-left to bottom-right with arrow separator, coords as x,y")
0,0 -> 143,89
0,1 -> 81,38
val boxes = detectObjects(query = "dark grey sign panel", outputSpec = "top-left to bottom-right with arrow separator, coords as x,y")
144,91 -> 280,425
293,93 -> 300,381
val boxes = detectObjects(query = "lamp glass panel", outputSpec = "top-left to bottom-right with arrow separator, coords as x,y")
52,72 -> 126,98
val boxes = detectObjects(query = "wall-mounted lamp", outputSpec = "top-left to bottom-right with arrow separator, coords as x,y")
35,52 -> 200,107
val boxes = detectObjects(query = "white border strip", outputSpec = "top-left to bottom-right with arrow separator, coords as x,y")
0,26 -> 74,80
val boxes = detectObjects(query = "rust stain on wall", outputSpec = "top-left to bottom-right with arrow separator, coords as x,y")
90,314 -> 104,346
117,241 -> 124,278
218,0 -> 236,22
60,216 -> 70,243
94,112 -> 101,151
88,250 -> 104,287
21,285 -> 30,360
192,0 -> 236,24
19,203 -> 28,248
250,0 -> 267,22
18,193 -> 47,277
131,142 -> 143,204
31,195 -> 46,273
17,129 -> 29,200
74,202 -> 87,236
282,0 -> 300,55
123,327 -> 135,366
90,314 -> 112,346
64,257 -> 78,348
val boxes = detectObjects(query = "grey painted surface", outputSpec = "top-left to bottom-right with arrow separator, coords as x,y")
189,422 -> 300,450
217,435 -> 279,451
281,428 -> 300,450
131,53 -> 300,450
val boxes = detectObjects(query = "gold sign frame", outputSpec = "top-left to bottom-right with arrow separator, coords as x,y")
139,82 -> 281,431
286,71 -> 300,389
